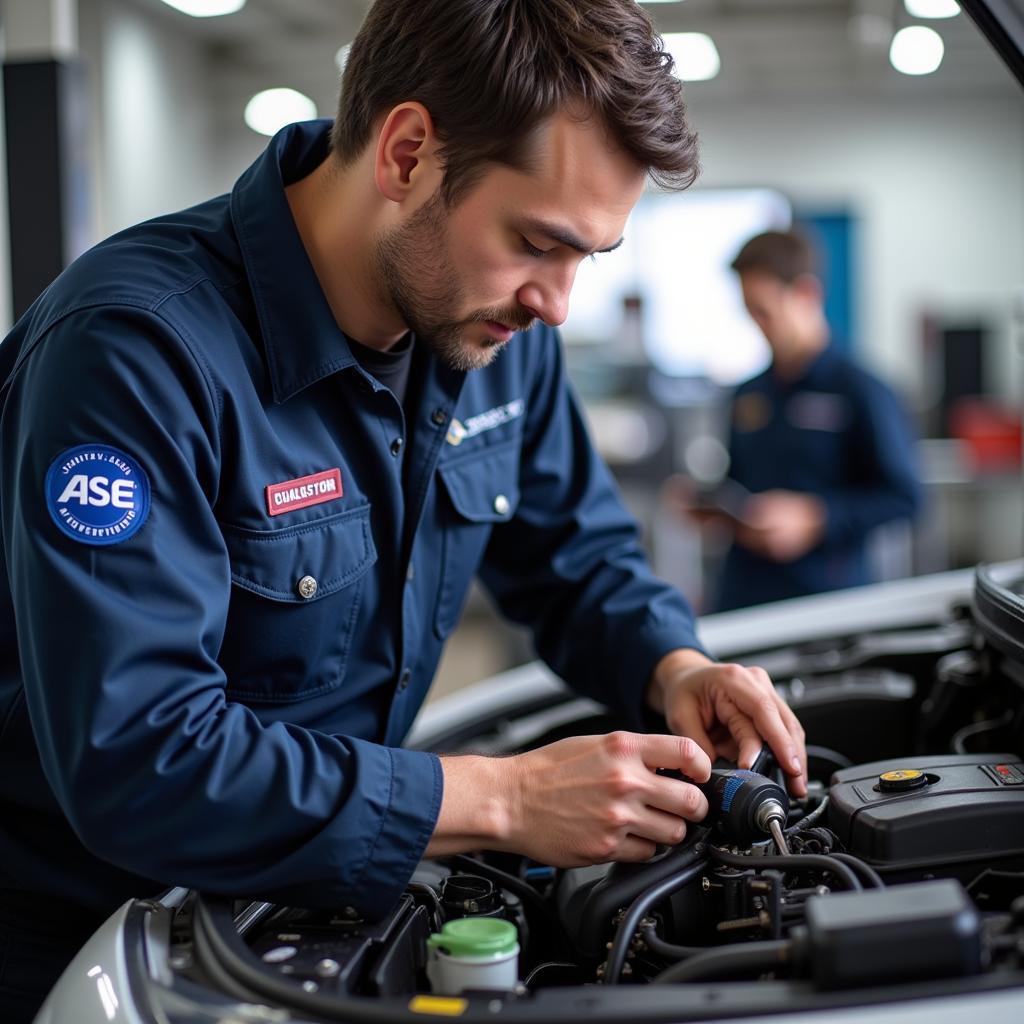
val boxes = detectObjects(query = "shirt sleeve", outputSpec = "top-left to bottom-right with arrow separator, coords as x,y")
821,375 -> 923,546
478,327 -> 705,730
1,304 -> 441,916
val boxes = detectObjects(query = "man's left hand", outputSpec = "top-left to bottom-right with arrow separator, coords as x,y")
648,649 -> 807,797
735,490 -> 825,562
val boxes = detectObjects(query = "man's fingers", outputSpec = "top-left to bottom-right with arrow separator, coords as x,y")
718,700 -> 764,770
712,667 -> 807,796
633,806 -> 695,846
616,835 -> 660,863
646,775 -> 710,822
637,732 -> 712,782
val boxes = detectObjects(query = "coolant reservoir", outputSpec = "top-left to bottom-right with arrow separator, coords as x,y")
426,917 -> 519,994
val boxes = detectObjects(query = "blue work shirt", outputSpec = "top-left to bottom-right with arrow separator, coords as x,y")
0,120 -> 701,924
717,344 -> 921,611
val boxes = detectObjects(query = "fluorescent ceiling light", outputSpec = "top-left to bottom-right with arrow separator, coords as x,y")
158,0 -> 246,15
889,25 -> 945,75
244,88 -> 318,137
662,32 -> 721,82
904,0 -> 960,18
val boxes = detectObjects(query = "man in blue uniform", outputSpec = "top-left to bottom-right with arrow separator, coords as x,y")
713,230 -> 921,610
0,1 -> 806,1016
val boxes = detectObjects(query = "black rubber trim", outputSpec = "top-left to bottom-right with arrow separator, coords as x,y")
973,565 -> 1024,664
960,0 -> 1024,91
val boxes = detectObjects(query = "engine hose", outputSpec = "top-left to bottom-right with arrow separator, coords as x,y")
709,846 -> 862,891
805,744 -> 854,771
571,827 -> 711,959
602,852 -> 709,985
828,852 -> 885,889
653,938 -> 794,984
639,921 -> 709,962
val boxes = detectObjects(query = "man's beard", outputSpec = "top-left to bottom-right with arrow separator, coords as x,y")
373,193 -> 535,372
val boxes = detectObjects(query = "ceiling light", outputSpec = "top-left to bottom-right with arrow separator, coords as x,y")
889,25 -> 945,75
904,0 -> 960,18
158,0 -> 246,16
662,32 -> 721,82
335,45 -> 352,74
244,88 -> 318,137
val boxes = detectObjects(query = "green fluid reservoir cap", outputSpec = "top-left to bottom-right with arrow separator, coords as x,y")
427,917 -> 518,958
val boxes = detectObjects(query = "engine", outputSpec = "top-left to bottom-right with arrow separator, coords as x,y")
173,567 -> 1024,1017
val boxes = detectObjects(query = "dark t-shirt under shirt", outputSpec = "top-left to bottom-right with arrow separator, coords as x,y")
346,331 -> 415,407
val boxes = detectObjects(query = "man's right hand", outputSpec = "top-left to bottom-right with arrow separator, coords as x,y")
426,732 -> 712,867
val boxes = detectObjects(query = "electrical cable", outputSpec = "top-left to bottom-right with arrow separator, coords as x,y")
708,845 -> 862,892
951,710 -> 1015,754
828,852 -> 885,889
652,938 -> 794,984
522,961 -> 582,988
784,794 -> 830,835
406,882 -> 445,930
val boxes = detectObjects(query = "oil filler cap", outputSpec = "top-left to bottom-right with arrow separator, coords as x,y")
878,768 -> 928,793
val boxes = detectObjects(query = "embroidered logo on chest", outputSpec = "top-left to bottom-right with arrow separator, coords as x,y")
265,469 -> 343,516
446,399 -> 525,446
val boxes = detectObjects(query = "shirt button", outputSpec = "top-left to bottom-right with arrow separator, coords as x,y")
493,494 -> 510,516
398,667 -> 411,691
431,408 -> 448,427
390,437 -> 404,457
297,575 -> 318,600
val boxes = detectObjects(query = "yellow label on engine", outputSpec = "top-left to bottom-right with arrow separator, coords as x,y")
409,996 -> 469,1016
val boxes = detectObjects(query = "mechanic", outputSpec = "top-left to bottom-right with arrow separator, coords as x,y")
704,230 -> 922,610
0,1 -> 806,1017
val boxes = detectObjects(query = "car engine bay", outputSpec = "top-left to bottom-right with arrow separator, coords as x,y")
145,565 -> 1024,1022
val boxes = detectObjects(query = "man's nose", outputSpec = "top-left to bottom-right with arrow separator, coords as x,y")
517,268 -> 575,328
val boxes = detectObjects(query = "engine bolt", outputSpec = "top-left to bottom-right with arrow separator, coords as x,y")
315,958 -> 341,978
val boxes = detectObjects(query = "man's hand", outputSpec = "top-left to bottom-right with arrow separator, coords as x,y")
427,732 -> 712,867
648,649 -> 807,797
735,489 -> 825,562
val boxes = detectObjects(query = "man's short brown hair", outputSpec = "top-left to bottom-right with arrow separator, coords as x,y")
330,0 -> 700,203
730,230 -> 819,284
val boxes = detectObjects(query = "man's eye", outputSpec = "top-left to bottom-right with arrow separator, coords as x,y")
522,238 -> 547,258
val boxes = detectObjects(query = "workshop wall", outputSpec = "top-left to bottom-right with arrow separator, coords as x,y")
78,0 -> 220,240
691,93 -> 1024,406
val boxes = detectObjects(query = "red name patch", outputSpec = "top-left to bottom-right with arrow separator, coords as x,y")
265,469 -> 343,516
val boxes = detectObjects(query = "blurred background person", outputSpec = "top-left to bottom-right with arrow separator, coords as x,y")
684,229 -> 922,611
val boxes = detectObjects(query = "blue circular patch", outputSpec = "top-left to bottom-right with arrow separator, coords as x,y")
45,444 -> 151,546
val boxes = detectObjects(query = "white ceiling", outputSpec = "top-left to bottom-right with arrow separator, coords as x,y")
128,0 -> 1020,117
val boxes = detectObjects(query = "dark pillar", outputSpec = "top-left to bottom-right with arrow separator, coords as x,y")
3,57 -> 91,320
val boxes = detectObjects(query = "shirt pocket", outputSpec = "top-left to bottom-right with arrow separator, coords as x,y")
433,440 -> 520,640
218,504 -> 377,703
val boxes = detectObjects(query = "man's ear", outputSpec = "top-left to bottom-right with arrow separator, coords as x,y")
373,102 -> 444,204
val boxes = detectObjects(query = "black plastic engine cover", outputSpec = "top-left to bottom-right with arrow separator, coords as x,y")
802,879 -> 982,990
828,753 -> 1024,869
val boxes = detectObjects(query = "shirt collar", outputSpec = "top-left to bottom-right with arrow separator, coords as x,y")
772,340 -> 837,391
230,119 -> 358,404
